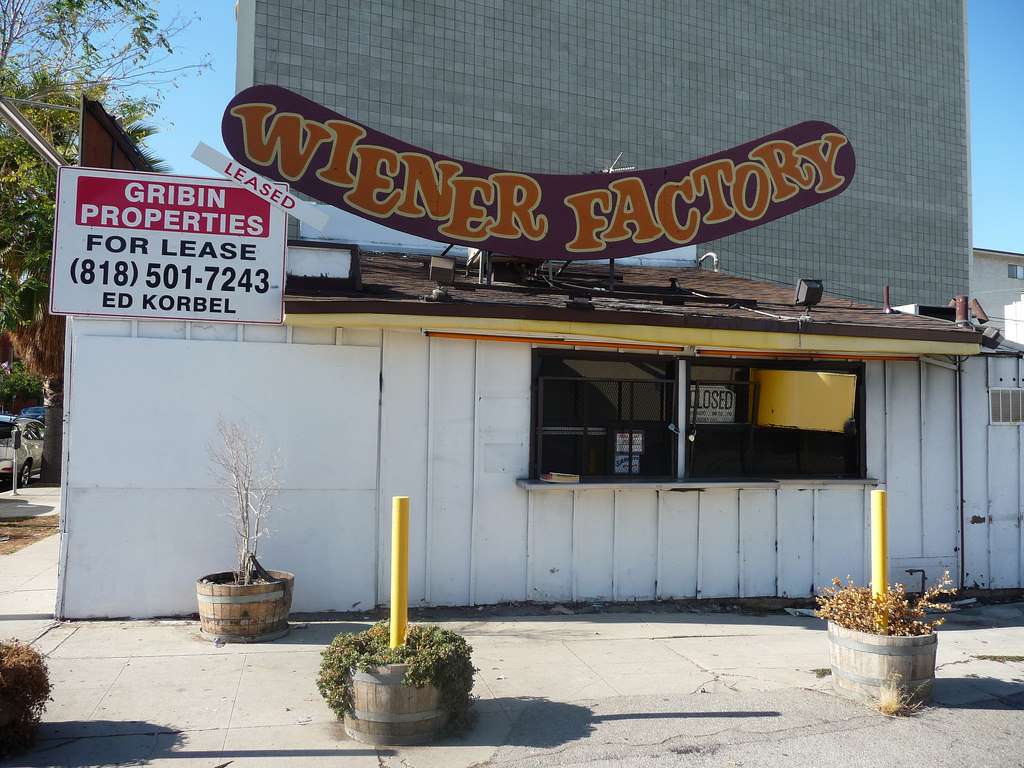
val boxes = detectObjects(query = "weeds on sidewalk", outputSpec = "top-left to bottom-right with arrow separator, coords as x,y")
876,676 -> 922,717
973,654 -> 1024,663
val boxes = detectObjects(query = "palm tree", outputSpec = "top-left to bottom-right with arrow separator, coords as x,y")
1,69 -> 164,481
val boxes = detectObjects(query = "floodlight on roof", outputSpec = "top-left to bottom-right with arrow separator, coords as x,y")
794,279 -> 823,308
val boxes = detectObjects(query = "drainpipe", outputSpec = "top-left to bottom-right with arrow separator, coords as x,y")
956,354 -> 966,588
954,295 -> 970,327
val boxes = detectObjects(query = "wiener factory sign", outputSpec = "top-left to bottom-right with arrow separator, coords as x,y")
222,85 -> 856,260
50,168 -> 286,323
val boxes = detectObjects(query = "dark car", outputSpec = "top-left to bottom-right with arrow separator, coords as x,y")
18,406 -> 46,423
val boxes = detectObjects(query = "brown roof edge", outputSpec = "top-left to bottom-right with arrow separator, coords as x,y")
283,297 -> 982,345
81,98 -> 153,171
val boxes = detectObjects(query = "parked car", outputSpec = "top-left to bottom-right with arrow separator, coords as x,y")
18,406 -> 46,423
0,416 -> 44,487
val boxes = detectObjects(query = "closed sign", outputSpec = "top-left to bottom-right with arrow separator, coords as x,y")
692,385 -> 738,424
50,167 -> 287,323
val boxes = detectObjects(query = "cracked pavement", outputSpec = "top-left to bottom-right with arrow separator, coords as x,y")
2,526 -> 1023,766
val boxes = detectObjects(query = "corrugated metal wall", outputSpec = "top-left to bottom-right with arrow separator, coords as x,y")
962,355 -> 1024,589
376,331 -> 977,606
62,320 -> 1020,618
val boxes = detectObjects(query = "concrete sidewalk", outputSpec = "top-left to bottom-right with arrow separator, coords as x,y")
2,529 -> 1023,767
0,486 -> 60,645
0,486 -> 61,520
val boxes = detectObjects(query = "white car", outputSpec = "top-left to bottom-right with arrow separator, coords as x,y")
0,416 -> 44,487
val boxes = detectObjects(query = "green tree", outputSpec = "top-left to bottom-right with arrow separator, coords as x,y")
0,361 -> 43,411
0,1 -> 204,481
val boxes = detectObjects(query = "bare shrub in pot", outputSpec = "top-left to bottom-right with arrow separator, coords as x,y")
818,572 -> 954,710
210,419 -> 277,585
196,419 -> 294,643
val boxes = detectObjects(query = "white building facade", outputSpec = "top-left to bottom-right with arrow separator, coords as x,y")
970,247 -> 1024,333
56,302 -> 1017,619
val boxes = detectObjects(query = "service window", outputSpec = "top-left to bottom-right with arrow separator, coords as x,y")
687,361 -> 864,479
532,351 -> 677,480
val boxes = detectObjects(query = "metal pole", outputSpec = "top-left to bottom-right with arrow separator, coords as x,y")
389,496 -> 410,649
11,427 -> 19,496
871,489 -> 888,633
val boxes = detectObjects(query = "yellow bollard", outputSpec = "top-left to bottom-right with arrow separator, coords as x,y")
871,489 -> 888,633
390,496 -> 410,649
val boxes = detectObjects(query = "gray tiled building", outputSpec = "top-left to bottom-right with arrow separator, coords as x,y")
235,0 -> 969,306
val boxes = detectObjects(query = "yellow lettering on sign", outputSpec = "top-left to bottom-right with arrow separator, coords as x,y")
654,178 -> 701,244
438,177 -> 495,241
602,177 -> 663,244
396,153 -> 461,220
690,159 -> 736,225
229,104 -> 332,181
795,133 -> 849,194
316,120 -> 368,187
489,173 -> 548,240
731,161 -> 772,221
747,140 -> 815,203
345,145 -> 402,216
563,189 -> 613,252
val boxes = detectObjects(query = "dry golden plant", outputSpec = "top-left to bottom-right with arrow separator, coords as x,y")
0,640 -> 52,755
816,571 -> 955,636
876,675 -> 922,717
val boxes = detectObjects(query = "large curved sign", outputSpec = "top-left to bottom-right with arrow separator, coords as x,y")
222,85 -> 855,260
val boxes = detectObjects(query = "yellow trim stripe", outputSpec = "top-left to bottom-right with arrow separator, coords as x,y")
284,312 -> 980,356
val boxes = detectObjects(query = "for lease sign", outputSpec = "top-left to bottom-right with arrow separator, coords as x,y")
50,167 -> 287,323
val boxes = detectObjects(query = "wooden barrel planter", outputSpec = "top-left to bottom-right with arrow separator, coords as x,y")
827,622 -> 937,705
196,571 -> 294,643
344,664 -> 446,745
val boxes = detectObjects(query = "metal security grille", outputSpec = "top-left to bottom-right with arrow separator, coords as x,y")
990,388 -> 1024,424
534,354 -> 677,479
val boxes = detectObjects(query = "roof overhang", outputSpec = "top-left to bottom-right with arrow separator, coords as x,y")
283,308 -> 981,357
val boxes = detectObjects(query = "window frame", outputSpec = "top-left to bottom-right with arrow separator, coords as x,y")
684,357 -> 867,480
530,349 -> 679,481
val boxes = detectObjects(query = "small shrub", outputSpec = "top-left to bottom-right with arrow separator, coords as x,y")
0,640 -> 52,756
317,622 -> 476,733
816,571 -> 954,636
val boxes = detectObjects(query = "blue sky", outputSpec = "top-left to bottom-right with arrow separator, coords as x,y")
141,2 -> 236,178
144,1 -> 1023,253
967,0 -> 1023,252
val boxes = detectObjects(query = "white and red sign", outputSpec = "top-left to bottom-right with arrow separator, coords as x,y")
50,167 -> 287,323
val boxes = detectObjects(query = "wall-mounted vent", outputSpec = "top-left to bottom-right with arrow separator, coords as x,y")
990,387 -> 1024,424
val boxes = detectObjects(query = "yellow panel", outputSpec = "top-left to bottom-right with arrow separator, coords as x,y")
284,311 -> 981,357
752,369 -> 857,432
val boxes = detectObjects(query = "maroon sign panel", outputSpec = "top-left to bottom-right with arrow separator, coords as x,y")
222,85 -> 855,260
